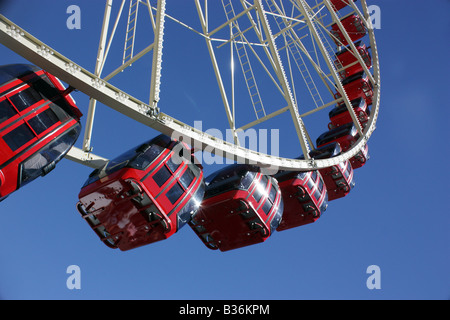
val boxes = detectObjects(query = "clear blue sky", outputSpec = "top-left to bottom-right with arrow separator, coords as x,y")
0,0 -> 448,300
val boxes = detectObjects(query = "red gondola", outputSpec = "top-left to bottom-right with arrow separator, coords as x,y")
308,142 -> 355,201
189,164 -> 283,252
0,64 -> 82,201
335,41 -> 372,80
331,14 -> 367,46
317,122 -> 369,169
330,0 -> 356,11
77,134 -> 205,251
334,71 -> 374,106
274,169 -> 328,231
328,97 -> 370,130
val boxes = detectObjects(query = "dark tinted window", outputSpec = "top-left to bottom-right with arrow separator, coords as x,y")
314,189 -> 321,201
28,108 -> 59,135
269,184 -> 277,203
180,168 -> 194,189
253,175 -> 268,203
166,182 -> 184,205
150,134 -> 172,149
307,179 -> 314,191
130,144 -> 164,170
20,123 -> 81,186
0,99 -> 17,123
205,164 -> 259,198
176,181 -> 205,230
105,148 -> 135,173
3,123 -> 35,151
318,178 -> 324,193
153,165 -> 171,187
166,156 -> 181,173
262,199 -> 272,215
252,184 -> 263,202
311,171 -> 318,182
9,87 -> 42,112
241,171 -> 256,190
297,172 -> 307,180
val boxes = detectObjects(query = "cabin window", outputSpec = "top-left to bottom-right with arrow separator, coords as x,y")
153,165 -> 171,187
3,122 -> 35,151
360,48 -> 371,66
318,178 -> 324,193
269,185 -> 277,204
252,179 -> 264,202
166,182 -> 184,205
130,144 -> 164,170
176,181 -> 205,229
9,87 -> 42,112
297,172 -> 307,180
262,199 -> 272,215
166,156 -> 182,173
240,171 -> 256,190
180,168 -> 195,189
0,99 -> 17,123
28,108 -> 59,135
205,165 -> 259,198
313,189 -> 321,201
253,175 -> 268,203
307,179 -> 314,191
20,123 -> 81,186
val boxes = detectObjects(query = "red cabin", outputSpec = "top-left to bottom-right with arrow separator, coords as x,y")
0,64 -> 82,201
77,134 -> 205,251
317,122 -> 369,169
308,143 -> 355,201
189,164 -> 283,252
274,169 -> 328,231
335,71 -> 374,106
331,14 -> 367,46
328,97 -> 370,130
330,0 -> 356,11
335,41 -> 372,80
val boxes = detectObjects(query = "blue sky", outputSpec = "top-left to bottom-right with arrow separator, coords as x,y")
0,0 -> 449,300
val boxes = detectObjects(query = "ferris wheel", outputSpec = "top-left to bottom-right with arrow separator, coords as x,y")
0,0 -> 380,172
0,0 -> 380,251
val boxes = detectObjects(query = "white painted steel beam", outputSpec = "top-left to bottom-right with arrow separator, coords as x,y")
195,0 -> 239,145
82,0 -> 113,153
254,0 -> 312,158
65,147 -> 108,169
